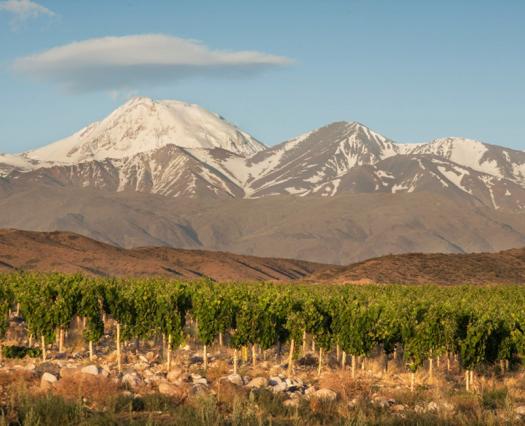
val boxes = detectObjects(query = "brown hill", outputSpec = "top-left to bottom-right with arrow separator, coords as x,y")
0,229 -> 327,281
1,181 -> 525,265
2,229 -> 525,284
310,249 -> 525,285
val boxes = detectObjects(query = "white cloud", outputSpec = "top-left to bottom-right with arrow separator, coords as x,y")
12,34 -> 293,92
0,0 -> 55,28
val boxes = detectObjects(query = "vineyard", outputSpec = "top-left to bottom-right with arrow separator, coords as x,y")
0,272 -> 524,395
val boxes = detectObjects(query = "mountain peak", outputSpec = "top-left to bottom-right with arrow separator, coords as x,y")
122,95 -> 154,106
23,98 -> 266,164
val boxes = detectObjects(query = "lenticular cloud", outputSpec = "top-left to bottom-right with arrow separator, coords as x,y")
12,34 -> 293,92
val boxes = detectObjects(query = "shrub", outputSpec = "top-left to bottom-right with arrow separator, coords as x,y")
2,345 -> 42,359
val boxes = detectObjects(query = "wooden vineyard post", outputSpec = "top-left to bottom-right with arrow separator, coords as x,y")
203,344 -> 208,371
302,331 -> 307,356
58,328 -> 64,353
116,322 -> 122,373
287,339 -> 295,376
41,335 -> 46,361
167,335 -> 172,372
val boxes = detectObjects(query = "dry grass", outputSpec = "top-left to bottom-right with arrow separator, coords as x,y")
205,359 -> 231,383
318,370 -> 373,402
213,380 -> 247,406
54,374 -> 120,409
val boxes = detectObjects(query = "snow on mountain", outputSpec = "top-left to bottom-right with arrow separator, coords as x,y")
245,121 -> 400,197
23,97 -> 266,165
401,137 -> 525,186
2,97 -> 524,209
9,145 -> 244,199
0,154 -> 43,177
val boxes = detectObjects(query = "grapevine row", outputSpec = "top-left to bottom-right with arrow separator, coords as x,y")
1,273 -> 524,392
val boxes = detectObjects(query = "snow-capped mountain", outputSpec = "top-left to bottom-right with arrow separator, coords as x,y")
401,137 -> 525,187
8,145 -> 244,199
22,96 -> 266,164
244,121 -> 399,197
2,97 -> 524,210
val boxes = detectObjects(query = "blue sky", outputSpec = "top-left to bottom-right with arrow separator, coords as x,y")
0,0 -> 524,153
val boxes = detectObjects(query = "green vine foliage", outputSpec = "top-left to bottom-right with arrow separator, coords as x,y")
78,280 -> 104,343
333,298 -> 378,358
0,278 -> 13,340
2,272 -> 525,376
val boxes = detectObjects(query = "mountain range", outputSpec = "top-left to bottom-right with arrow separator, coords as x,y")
1,97 -> 524,264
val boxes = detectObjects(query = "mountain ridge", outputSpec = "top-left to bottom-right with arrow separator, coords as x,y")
1,97 -> 524,264
1,96 -> 524,210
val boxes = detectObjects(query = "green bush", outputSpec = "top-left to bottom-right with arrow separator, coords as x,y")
2,345 -> 42,359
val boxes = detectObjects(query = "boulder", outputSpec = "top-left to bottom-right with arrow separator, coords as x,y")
304,386 -> 316,396
269,376 -> 283,386
60,367 -> 80,379
41,372 -> 58,383
373,397 -> 389,409
190,355 -> 203,364
122,372 -> 142,388
158,383 -> 187,401
246,377 -> 268,389
146,351 -> 157,362
516,406 -> 525,416
313,388 -> 337,402
80,365 -> 99,376
285,377 -> 303,387
35,362 -> 61,378
271,382 -> 287,393
40,372 -> 58,390
147,374 -> 163,385
427,401 -> 438,412
190,374 -> 207,386
392,404 -> 405,412
226,374 -> 243,386
167,368 -> 184,383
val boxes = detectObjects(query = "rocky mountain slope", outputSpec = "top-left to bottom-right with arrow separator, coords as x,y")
1,97 -> 524,263
1,184 -> 524,264
1,96 -> 524,209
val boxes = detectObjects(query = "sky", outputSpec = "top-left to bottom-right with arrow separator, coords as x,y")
0,0 -> 524,154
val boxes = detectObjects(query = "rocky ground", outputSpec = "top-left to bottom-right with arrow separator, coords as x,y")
3,317 -> 525,425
